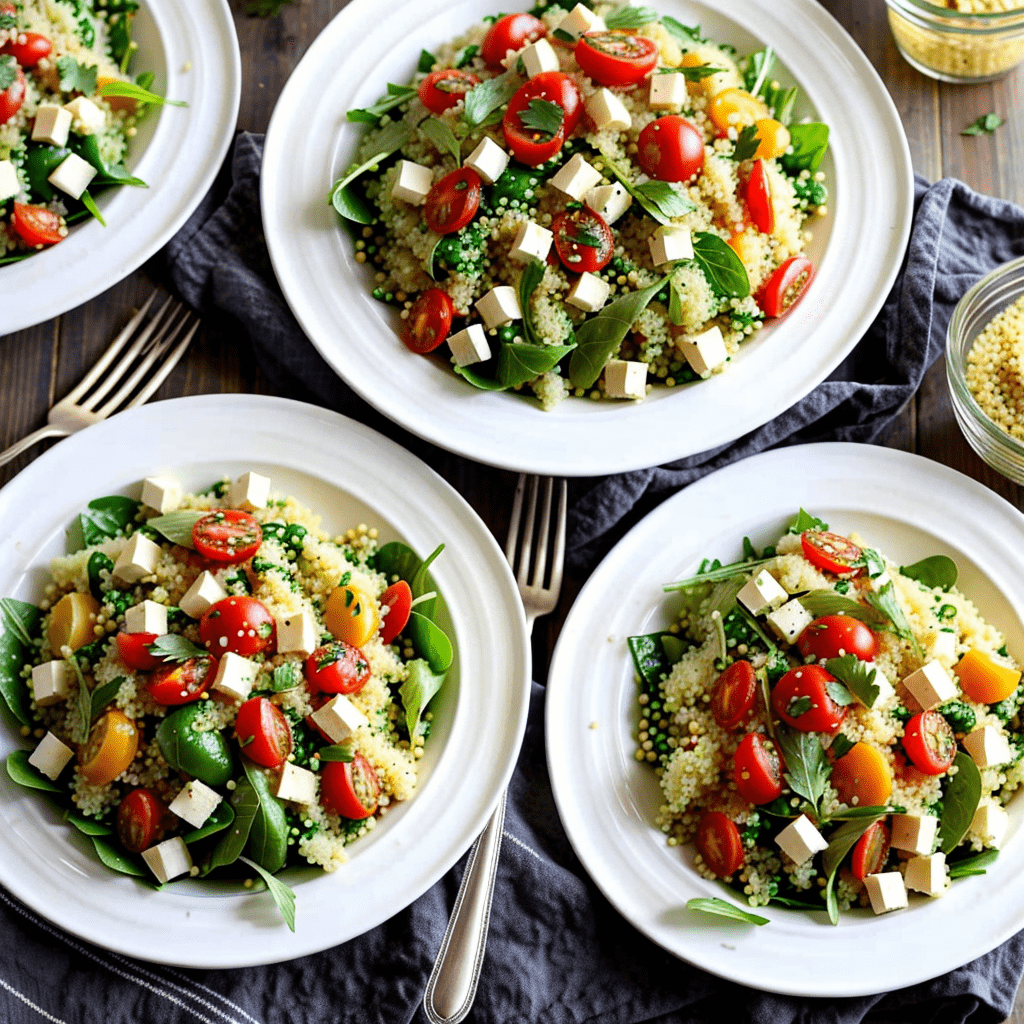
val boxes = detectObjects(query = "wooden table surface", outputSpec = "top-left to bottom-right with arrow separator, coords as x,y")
2,0 -> 1023,1013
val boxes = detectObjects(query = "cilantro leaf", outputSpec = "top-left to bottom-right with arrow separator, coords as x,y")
962,113 -> 1002,136
633,180 -> 696,220
865,580 -> 924,659
56,55 -> 98,95
518,98 -> 563,139
147,633 -> 207,664
775,726 -> 830,818
826,654 -> 880,708
462,72 -> 520,128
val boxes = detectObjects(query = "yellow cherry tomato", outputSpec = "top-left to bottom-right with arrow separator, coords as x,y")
753,118 -> 791,160
955,649 -> 1021,704
324,582 -> 380,649
49,591 -> 101,656
708,88 -> 768,134
830,742 -> 892,809
80,710 -> 139,785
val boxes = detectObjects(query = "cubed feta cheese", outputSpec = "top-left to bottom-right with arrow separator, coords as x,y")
901,660 -> 958,711
584,88 -> 631,132
971,801 -> 1010,849
141,475 -> 182,514
550,153 -> 603,201
124,599 -> 168,636
649,71 -> 688,110
858,662 -> 896,709
603,359 -> 647,400
864,872 -> 908,914
28,732 -> 74,780
310,693 -> 370,744
475,286 -> 522,329
584,182 -> 632,225
566,271 -> 610,313
228,471 -> 271,511
509,220 -> 553,263
31,102 -> 72,147
47,152 -> 97,201
519,37 -> 560,77
63,95 -> 106,134
464,137 -> 509,185
774,814 -> 828,865
275,762 -> 318,804
112,533 -> 162,585
736,570 -> 789,616
904,853 -> 947,897
31,661 -> 69,707
649,224 -> 694,267
168,780 -> 222,829
448,324 -> 491,367
890,813 -> 938,856
179,570 -> 228,619
962,725 -> 1013,768
554,3 -> 607,41
0,159 -> 19,203
276,609 -> 319,656
766,599 -> 814,643
142,837 -> 192,884
926,629 -> 957,663
391,160 -> 433,205
211,651 -> 257,702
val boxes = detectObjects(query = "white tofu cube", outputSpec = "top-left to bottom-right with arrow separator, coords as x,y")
962,725 -> 1013,768
276,609 -> 319,656
31,102 -> 72,147
649,224 -> 694,267
211,651 -> 257,702
926,629 -> 958,663
63,95 -> 106,134
869,570 -> 892,593
766,599 -> 814,643
228,471 -> 271,511
168,780 -> 222,829
519,38 -> 560,77
550,153 -> 603,201
584,182 -> 632,225
736,570 -> 789,616
649,72 -> 688,110
566,271 -> 610,313
275,762 -> 317,804
864,872 -> 908,914
464,137 -> 509,185
890,813 -> 938,856
475,286 -> 522,329
509,220 -> 553,264
391,160 -> 433,205
47,153 -> 97,201
124,599 -> 168,636
28,732 -> 74,780
902,660 -> 959,711
603,359 -> 647,400
774,814 -> 828,865
554,4 -> 607,41
141,837 -> 192,884
858,662 -> 896,710
31,661 -> 69,707
904,853 -> 947,897
971,801 -> 1010,849
0,159 -> 20,203
310,693 -> 370,745
584,88 -> 632,132
179,570 -> 228,619
448,324 -> 491,367
112,533 -> 162,585
141,475 -> 182,514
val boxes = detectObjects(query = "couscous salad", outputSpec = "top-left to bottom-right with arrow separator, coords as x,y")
629,511 -> 1023,924
1,472 -> 451,929
329,1 -> 829,409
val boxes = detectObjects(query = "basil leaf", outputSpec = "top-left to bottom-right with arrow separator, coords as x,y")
798,591 -> 887,627
208,780 -> 259,871
518,256 -> 547,346
775,726 -> 830,818
789,509 -> 829,534
939,752 -> 982,854
453,364 -> 509,391
692,232 -> 749,298
181,801 -> 234,844
76,496 -> 142,548
65,811 -> 113,836
455,43 -> 480,68
146,510 -> 205,547
399,657 -> 446,739
238,855 -> 296,932
948,848 -> 998,878
92,836 -> 147,877
317,744 -> 354,763
605,5 -> 658,28
860,548 -> 887,578
825,655 -> 880,709
686,897 -> 768,925
826,804 -> 890,821
0,598 -> 40,726
346,82 -> 417,123
780,123 -> 829,173
0,54 -> 15,90
6,750 -> 61,792
419,116 -> 462,166
498,342 -> 575,388
787,695 -> 813,718
410,543 -> 444,613
462,72 -> 520,128
243,761 -> 288,874
406,609 -> 453,674
97,78 -> 185,107
91,677 -> 124,720
633,180 -> 695,220
269,662 -> 302,692
900,555 -> 958,592
328,120 -> 412,225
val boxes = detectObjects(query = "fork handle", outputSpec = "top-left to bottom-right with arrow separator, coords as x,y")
0,425 -> 69,469
422,791 -> 507,1024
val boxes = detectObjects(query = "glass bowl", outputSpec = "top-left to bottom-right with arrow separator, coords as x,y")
947,255 -> 1024,484
884,0 -> 1024,82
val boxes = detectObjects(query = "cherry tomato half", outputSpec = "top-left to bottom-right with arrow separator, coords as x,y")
574,31 -> 658,87
482,12 -> 546,67
200,596 -> 275,657
401,288 -> 454,354
800,530 -> 864,576
11,202 -> 65,247
1,31 -> 51,67
116,788 -> 167,853
116,631 -> 162,671
146,654 -> 217,705
850,820 -> 890,881
830,741 -> 892,808
796,615 -> 879,663
761,255 -> 814,318
744,159 -> 773,235
902,711 -> 957,776
379,580 -> 413,644
192,509 -> 263,564
695,811 -> 744,877
710,659 -> 757,731
80,709 -> 139,785
0,63 -> 25,125
235,696 -> 293,769
418,68 -> 481,114
502,72 -> 582,166
320,753 -> 381,819
771,664 -> 848,734
551,207 -> 613,274
637,115 -> 704,184
734,732 -> 783,805
424,166 -> 481,235
305,640 -> 371,696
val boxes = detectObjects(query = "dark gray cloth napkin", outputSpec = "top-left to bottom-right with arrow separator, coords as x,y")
4,131 -> 1024,1024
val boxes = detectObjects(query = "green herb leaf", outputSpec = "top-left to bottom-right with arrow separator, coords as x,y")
829,733 -> 856,760
317,744 -> 354,763
97,79 -> 186,107
860,548 -> 887,578
948,848 -> 998,878
399,657 -> 446,739
763,81 -> 798,126
243,761 -> 288,874
77,190 -> 106,227
92,836 -> 147,877
57,55 -> 98,95
663,556 -> 774,592
269,662 -> 301,692
658,64 -> 724,81
628,632 -> 686,688
826,655 -> 880,709
406,610 -> 452,675
825,680 -> 855,706
604,5 -> 658,28
692,232 -> 750,298
146,510 -> 206,547
517,256 -> 547,346
789,509 -> 829,534
67,654 -> 92,745
75,496 -> 142,548
65,811 -> 113,836
328,120 -> 412,224
780,123 -> 829,173
91,677 -> 124,720
418,50 -> 437,73
686,896 -> 769,925
498,341 -> 575,388
821,815 -> 884,925
826,804 -> 891,821
347,82 -> 418,123
659,16 -> 705,46
961,113 -> 1003,137
633,180 -> 696,220
0,598 -> 41,727
900,555 -> 958,592
798,591 -> 887,627
668,277 -> 684,327
238,855 -> 296,932
454,43 -> 480,68
462,72 -> 520,128
420,117 -> 462,166
453,365 -> 509,391
552,27 -> 576,43
730,124 -> 760,162
208,780 -> 259,871
775,726 -> 830,818
147,633 -> 207,664
787,695 -> 813,718
744,45 -> 774,99
180,800 -> 234,844
866,581 -> 924,659
939,751 -> 982,854
518,98 -> 564,139
6,750 -> 62,792
0,56 -> 19,91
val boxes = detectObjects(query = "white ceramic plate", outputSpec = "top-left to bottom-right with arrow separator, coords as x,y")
262,0 -> 912,476
546,444 -> 1024,996
0,394 -> 531,967
1,0 -> 240,337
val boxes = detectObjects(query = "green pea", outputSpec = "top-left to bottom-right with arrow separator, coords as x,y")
156,703 -> 234,786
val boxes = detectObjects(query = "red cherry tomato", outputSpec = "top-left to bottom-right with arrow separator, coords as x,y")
734,732 -> 783,805
1,32 -> 51,67
551,207 -> 613,274
424,166 -> 481,235
320,753 -> 381,819
146,654 -> 217,705
0,62 -> 25,124
800,530 -> 865,576
305,640 -> 371,696
11,202 -> 64,246
115,631 -> 162,671
573,31 -> 658,86
850,821 -> 890,881
401,288 -> 454,354
116,788 -> 167,853
482,12 -> 546,67
745,159 -> 773,235
502,72 -> 582,166
235,696 -> 293,769
192,509 -> 263,564
771,664 -> 848,734
761,255 -> 814,318
417,68 -> 481,114
710,660 -> 757,731
379,580 -> 413,644
637,115 -> 704,183
200,596 -> 275,657
902,711 -> 957,776
796,615 -> 879,663
695,811 -> 744,877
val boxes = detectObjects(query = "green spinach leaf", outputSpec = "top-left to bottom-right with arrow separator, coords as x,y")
900,555 -> 958,592
0,598 -> 40,726
399,657 -> 446,739
939,752 -> 982,854
780,123 -> 829,173
92,836 -> 146,877
6,750 -> 61,792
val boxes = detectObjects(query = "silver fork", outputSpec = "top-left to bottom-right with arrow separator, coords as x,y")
0,290 -> 198,468
423,473 -> 567,1024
